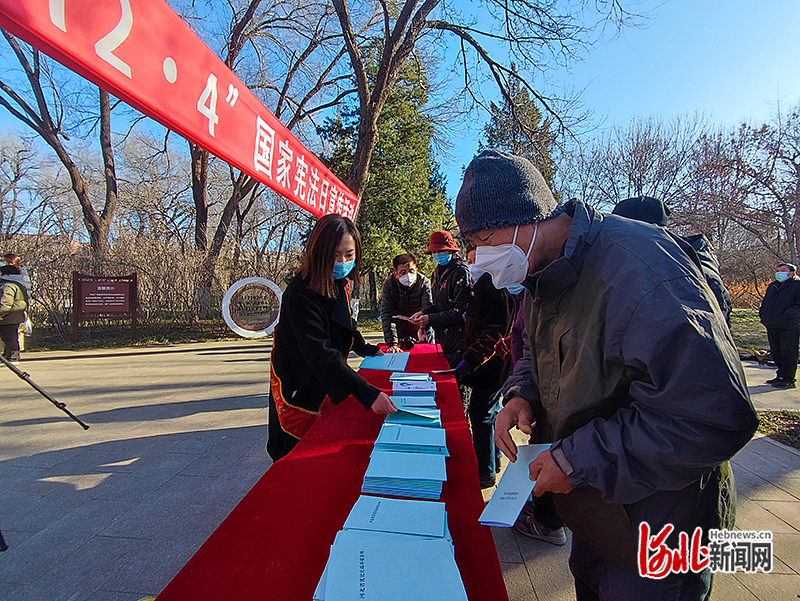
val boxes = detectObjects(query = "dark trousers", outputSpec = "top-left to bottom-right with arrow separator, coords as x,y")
0,323 -> 20,359
570,535 -> 712,601
467,387 -> 503,479
767,326 -> 800,383
532,491 -> 564,530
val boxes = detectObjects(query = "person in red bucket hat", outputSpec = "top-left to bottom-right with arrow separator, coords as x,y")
409,230 -> 470,371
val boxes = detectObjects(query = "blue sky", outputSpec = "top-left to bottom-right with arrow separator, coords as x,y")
439,0 -> 800,196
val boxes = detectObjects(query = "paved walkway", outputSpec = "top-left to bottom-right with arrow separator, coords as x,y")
0,338 -> 798,600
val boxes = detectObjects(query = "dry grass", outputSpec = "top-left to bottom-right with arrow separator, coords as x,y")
757,411 -> 800,450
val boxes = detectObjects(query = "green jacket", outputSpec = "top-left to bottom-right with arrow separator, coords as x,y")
503,201 -> 758,571
0,276 -> 28,325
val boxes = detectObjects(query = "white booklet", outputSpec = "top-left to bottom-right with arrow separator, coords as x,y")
392,380 -> 437,395
389,372 -> 431,381
478,444 -> 552,527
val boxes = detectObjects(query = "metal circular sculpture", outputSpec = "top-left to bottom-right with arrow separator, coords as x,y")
222,277 -> 282,338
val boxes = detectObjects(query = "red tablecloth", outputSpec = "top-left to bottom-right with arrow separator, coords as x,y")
156,343 -> 508,601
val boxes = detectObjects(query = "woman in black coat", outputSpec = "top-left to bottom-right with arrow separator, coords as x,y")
267,214 -> 397,461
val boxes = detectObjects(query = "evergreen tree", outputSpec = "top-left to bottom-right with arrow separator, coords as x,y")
481,72 -> 556,188
321,60 -> 451,308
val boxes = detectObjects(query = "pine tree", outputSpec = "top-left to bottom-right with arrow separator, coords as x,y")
481,71 -> 556,188
321,60 -> 451,309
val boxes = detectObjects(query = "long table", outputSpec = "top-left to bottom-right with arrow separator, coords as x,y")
156,343 -> 508,601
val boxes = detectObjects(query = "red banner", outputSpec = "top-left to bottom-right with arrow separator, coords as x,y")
0,0 -> 359,220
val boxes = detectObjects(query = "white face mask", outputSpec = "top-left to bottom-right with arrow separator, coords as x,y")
468,263 -> 486,284
473,224 -> 537,291
398,272 -> 417,287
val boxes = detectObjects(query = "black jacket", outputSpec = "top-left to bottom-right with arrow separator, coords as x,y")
760,276 -> 800,330
422,255 -> 470,356
380,273 -> 432,346
459,273 -> 513,389
270,275 -> 381,413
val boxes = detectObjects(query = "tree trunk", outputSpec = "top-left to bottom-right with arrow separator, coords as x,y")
368,270 -> 377,312
194,175 -> 257,318
190,143 -> 209,252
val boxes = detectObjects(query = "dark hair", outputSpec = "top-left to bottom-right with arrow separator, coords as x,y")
393,253 -> 417,271
300,214 -> 362,298
3,253 -> 20,267
778,263 -> 797,273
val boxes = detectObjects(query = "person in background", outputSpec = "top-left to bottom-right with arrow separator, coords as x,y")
611,196 -> 733,325
380,253 -> 433,353
267,214 -> 397,461
759,262 -> 800,389
447,246 -> 513,488
456,149 -> 757,600
0,256 -> 29,362
409,231 -> 471,369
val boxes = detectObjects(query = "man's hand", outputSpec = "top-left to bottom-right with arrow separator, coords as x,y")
408,311 -> 429,327
494,395 -> 536,462
529,450 -> 573,496
385,345 -> 402,353
494,336 -> 511,359
371,392 -> 398,414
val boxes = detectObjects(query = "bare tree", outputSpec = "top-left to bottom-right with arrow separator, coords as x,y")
331,0 -> 633,205
0,32 -> 118,266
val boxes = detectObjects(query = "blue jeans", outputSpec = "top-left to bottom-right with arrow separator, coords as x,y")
467,387 -> 502,479
570,535 -> 712,601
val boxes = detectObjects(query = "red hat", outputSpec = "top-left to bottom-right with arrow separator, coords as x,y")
425,230 -> 460,254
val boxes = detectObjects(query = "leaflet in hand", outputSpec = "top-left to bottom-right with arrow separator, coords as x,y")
360,352 -> 410,372
478,444 -> 552,527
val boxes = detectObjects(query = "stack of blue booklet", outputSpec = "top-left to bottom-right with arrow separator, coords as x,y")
314,497 -> 466,601
343,495 -> 452,541
373,423 -> 448,456
361,449 -> 446,499
313,529 -> 468,601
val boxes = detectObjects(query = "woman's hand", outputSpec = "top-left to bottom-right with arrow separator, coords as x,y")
370,392 -> 398,414
386,345 -> 402,353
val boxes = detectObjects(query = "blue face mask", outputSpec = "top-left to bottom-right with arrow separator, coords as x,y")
776,271 -> 791,282
505,284 -> 526,296
432,252 -> 451,266
333,259 -> 355,280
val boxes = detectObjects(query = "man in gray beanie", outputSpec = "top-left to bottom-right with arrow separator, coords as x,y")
456,149 -> 758,600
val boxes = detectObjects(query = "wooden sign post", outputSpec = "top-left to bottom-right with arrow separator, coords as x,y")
72,272 -> 137,342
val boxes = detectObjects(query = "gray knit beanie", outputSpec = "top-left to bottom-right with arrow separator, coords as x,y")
455,149 -> 560,235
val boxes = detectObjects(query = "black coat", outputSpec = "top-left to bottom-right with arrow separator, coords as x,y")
459,273 -> 513,389
423,255 -> 471,357
270,275 -> 381,413
760,276 -> 800,330
380,273 -> 432,346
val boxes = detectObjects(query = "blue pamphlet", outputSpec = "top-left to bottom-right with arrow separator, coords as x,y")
360,352 -> 410,371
